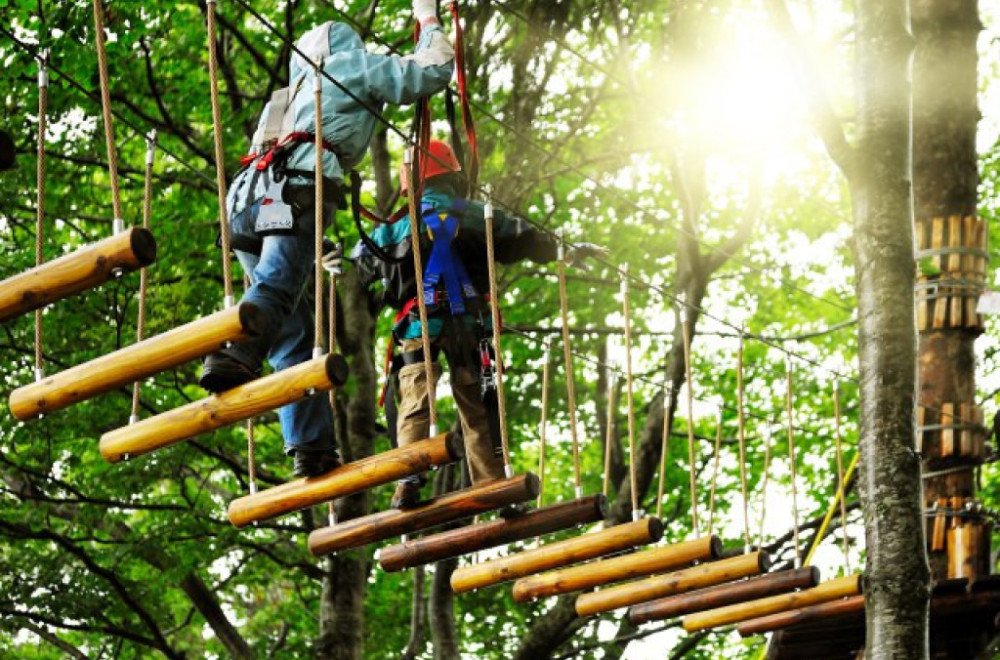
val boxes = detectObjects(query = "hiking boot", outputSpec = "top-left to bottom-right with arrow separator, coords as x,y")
498,502 -> 529,519
390,481 -> 422,509
199,352 -> 261,394
293,448 -> 342,478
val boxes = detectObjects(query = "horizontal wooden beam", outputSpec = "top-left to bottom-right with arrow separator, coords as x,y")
736,594 -> 865,636
682,573 -> 862,632
9,302 -> 261,420
379,495 -> 607,573
100,354 -> 349,463
512,535 -> 722,603
628,566 -> 821,625
0,227 -> 156,324
575,551 -> 770,617
307,473 -> 540,556
449,517 -> 664,594
228,433 -> 464,528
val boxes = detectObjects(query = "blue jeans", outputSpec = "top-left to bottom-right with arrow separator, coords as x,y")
227,185 -> 336,456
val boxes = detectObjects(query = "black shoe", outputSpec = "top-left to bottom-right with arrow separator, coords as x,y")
293,449 -> 342,478
199,353 -> 261,393
390,481 -> 422,509
498,502 -> 529,519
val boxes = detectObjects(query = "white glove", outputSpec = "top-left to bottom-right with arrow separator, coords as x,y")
413,0 -> 438,24
321,242 -> 344,275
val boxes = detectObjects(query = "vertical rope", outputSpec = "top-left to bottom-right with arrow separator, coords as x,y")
757,415 -> 776,547
403,148 -> 437,434
707,407 -> 723,536
245,272 -> 257,495
537,337 -> 552,507
328,271 -> 339,525
34,53 -> 48,382
655,384 -> 673,520
680,307 -> 700,536
736,332 -> 751,551
130,131 -> 156,423
833,379 -> 851,573
484,194 -> 512,473
785,353 -> 801,568
603,363 -> 616,499
621,266 -> 640,519
557,232 -> 583,497
313,60 -> 325,357
205,0 -> 233,305
91,0 -> 125,233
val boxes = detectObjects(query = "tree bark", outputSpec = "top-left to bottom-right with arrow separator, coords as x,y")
853,1 -> 930,657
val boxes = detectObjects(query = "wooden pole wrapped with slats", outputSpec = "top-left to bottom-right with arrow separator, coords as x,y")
682,573 -> 862,632
228,433 -> 464,528
512,535 -> 722,603
9,303 -> 261,420
450,517 -> 664,594
575,551 -> 770,617
628,566 -> 820,625
736,594 -> 865,636
380,494 -> 607,573
100,353 -> 350,462
308,473 -> 540,556
0,227 -> 156,324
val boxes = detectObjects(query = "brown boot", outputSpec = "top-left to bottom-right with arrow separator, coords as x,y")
390,481 -> 421,509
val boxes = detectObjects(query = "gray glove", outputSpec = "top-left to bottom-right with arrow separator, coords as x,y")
321,241 -> 343,276
565,242 -> 609,269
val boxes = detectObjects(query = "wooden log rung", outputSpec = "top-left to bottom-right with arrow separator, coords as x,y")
628,566 -> 821,625
307,473 -> 540,557
575,550 -> 771,617
681,573 -> 862,632
736,594 -> 865,637
449,517 -> 665,594
228,433 -> 465,528
100,353 -> 350,463
512,534 -> 722,603
0,227 -> 156,324
379,495 -> 607,573
9,303 -> 262,420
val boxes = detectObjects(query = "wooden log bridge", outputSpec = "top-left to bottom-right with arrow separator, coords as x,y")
228,433 -> 464,528
379,495 -> 607,573
100,354 -> 350,463
628,566 -> 820,625
575,550 -> 770,617
681,573 -> 862,632
736,593 -> 866,636
512,534 -> 722,603
9,303 -> 261,420
308,473 -> 540,557
0,227 -> 156,324
450,517 -> 664,594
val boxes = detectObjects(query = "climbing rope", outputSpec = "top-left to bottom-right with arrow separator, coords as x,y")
655,383 -> 673,519
34,52 -> 48,382
91,0 -> 125,234
707,407 -> 723,536
833,379 -> 851,573
244,275 -> 257,495
130,131 -> 157,423
621,265 -> 640,519
313,59 -> 326,358
737,332 -> 751,551
485,193 -> 513,475
327,269 -> 339,526
602,362 -> 617,499
205,0 -> 234,306
557,231 -> 584,498
757,415 -> 776,548
537,337 -> 552,507
446,2 -> 479,193
680,307 -> 700,536
785,353 -> 801,568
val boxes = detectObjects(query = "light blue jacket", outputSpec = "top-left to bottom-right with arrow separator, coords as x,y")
227,21 -> 454,217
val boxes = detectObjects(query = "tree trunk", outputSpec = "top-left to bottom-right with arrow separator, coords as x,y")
429,557 -> 460,660
911,0 -> 985,596
853,1 -> 930,657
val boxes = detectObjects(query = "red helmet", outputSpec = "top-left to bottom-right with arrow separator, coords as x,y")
400,139 -> 462,194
